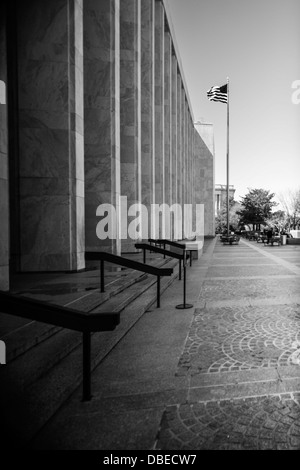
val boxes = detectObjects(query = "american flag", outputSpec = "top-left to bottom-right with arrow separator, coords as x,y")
207,84 -> 228,104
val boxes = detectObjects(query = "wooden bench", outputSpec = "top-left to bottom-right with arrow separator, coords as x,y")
220,234 -> 240,245
257,235 -> 267,243
264,237 -> 281,246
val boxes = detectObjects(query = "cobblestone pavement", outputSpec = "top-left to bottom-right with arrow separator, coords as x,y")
155,238 -> 300,450
177,305 -> 300,375
198,277 -> 300,300
155,394 -> 300,450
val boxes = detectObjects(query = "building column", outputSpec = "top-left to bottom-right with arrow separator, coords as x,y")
181,90 -> 186,235
141,0 -> 155,240
120,0 -> 141,252
176,74 -> 182,241
154,1 -> 165,219
84,0 -> 121,255
14,0 -> 85,272
164,30 -> 172,208
188,115 -> 193,235
0,1 -> 9,289
171,54 -> 177,208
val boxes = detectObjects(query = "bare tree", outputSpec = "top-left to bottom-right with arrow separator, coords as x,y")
277,189 -> 300,230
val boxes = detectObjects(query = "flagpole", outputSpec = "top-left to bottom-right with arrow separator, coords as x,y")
226,77 -> 230,237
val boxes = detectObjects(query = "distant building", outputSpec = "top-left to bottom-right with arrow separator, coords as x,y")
215,184 -> 236,216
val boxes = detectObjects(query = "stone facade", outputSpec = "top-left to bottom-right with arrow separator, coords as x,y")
0,0 -> 215,291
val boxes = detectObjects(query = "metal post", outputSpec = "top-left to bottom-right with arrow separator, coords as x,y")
82,331 -> 92,401
157,276 -> 160,308
176,251 -> 193,310
100,259 -> 105,292
226,77 -> 230,237
179,259 -> 182,280
143,249 -> 146,264
183,265 -> 187,305
189,250 -> 192,267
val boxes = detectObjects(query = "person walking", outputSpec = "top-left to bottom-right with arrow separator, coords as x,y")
267,227 -> 273,244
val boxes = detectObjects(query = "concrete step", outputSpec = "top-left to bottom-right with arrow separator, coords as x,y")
0,257 -> 180,447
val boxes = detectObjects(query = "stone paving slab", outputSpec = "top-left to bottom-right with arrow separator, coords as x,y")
200,296 -> 300,310
176,305 -> 300,376
188,377 -> 300,404
207,265 -> 293,277
155,393 -> 300,450
211,259 -> 278,266
199,277 -> 300,301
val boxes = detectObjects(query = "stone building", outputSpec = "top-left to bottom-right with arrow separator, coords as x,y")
215,184 -> 236,216
0,0 -> 215,292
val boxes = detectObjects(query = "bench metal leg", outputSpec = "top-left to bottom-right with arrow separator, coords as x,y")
82,331 -> 92,401
157,276 -> 161,308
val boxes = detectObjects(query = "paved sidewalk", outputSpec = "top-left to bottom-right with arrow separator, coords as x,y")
31,237 -> 300,450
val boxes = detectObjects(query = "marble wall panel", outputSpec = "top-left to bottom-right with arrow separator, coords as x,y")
155,1 -> 165,213
188,115 -> 192,205
164,31 -> 172,208
16,0 -> 85,271
140,0 -> 155,240
183,101 -> 187,207
171,55 -> 177,208
120,0 -> 141,252
181,89 -> 186,238
84,0 -> 121,255
176,74 -> 182,210
0,2 -> 9,290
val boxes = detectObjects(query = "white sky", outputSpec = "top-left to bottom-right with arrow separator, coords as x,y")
167,0 -> 300,205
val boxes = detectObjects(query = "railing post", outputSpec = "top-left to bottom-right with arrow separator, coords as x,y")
82,331 -> 92,401
157,276 -> 161,308
176,250 -> 193,310
179,259 -> 182,280
143,248 -> 146,264
100,259 -> 105,292
183,265 -> 187,304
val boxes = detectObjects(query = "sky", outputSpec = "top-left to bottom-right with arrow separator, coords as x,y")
167,0 -> 300,206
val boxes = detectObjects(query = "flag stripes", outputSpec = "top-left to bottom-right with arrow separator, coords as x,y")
207,84 -> 228,103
